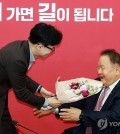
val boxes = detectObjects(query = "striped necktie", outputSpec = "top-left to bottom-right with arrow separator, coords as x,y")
94,87 -> 109,111
85,87 -> 109,134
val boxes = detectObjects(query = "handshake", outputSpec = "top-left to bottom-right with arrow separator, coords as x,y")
47,96 -> 63,108
33,86 -> 63,118
40,86 -> 63,108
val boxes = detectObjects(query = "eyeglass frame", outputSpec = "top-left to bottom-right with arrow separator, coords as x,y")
37,43 -> 55,52
45,46 -> 55,52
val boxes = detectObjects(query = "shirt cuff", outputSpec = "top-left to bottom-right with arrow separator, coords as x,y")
53,108 -> 59,114
36,85 -> 42,92
41,106 -> 52,110
43,98 -> 48,107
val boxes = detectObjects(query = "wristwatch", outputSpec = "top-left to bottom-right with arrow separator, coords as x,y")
37,85 -> 43,92
79,111 -> 84,120
78,111 -> 84,124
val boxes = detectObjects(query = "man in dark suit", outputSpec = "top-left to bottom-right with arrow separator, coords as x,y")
0,23 -> 63,134
33,49 -> 120,134
59,49 -> 120,134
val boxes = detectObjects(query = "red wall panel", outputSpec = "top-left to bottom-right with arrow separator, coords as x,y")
0,0 -> 120,133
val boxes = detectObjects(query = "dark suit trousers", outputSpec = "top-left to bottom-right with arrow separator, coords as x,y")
62,126 -> 84,134
1,101 -> 18,134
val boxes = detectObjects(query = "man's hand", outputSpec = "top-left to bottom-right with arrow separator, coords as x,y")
48,96 -> 63,108
59,107 -> 81,121
40,87 -> 55,98
33,108 -> 53,118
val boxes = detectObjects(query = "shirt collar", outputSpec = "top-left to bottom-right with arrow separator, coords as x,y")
29,46 -> 35,62
109,79 -> 120,90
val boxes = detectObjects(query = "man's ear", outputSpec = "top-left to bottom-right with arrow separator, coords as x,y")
37,44 -> 43,50
116,65 -> 120,76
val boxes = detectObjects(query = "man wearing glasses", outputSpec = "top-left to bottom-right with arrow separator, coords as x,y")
0,22 -> 63,134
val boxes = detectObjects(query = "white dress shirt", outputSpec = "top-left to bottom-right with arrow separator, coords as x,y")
28,46 -> 48,107
98,79 -> 120,110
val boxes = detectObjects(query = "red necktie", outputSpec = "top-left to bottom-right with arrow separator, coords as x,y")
85,87 -> 109,134
85,127 -> 92,134
94,87 -> 109,111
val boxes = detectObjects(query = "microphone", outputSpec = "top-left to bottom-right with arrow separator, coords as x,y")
12,120 -> 39,134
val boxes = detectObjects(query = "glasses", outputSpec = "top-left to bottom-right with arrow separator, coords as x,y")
46,46 -> 55,52
37,43 -> 55,52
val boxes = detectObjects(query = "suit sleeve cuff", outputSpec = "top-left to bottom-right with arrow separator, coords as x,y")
36,85 -> 42,92
43,98 -> 48,107
78,110 -> 84,124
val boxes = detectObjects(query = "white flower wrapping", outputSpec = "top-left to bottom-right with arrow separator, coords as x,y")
56,77 -> 103,103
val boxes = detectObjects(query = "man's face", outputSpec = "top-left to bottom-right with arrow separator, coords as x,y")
97,55 -> 119,86
37,44 -> 55,57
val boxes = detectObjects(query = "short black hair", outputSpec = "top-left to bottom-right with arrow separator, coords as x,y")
29,23 -> 63,46
101,49 -> 120,65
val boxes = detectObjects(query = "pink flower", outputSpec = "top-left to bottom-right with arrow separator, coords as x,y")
70,82 -> 79,89
80,90 -> 89,97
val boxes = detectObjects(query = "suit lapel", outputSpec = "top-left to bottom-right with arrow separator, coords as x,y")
101,80 -> 120,110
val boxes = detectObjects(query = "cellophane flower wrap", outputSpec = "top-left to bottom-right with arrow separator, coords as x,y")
56,77 -> 103,103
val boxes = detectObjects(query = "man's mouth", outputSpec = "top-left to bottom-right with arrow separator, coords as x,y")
99,76 -> 104,80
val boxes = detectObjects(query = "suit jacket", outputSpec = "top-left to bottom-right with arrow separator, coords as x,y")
0,40 -> 45,119
59,80 -> 120,134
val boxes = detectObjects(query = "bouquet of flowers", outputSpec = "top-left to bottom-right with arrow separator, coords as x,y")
56,77 -> 103,103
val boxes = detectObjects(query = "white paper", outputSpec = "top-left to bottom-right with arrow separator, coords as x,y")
56,77 -> 103,103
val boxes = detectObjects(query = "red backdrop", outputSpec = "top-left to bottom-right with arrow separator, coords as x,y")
0,0 -> 120,133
